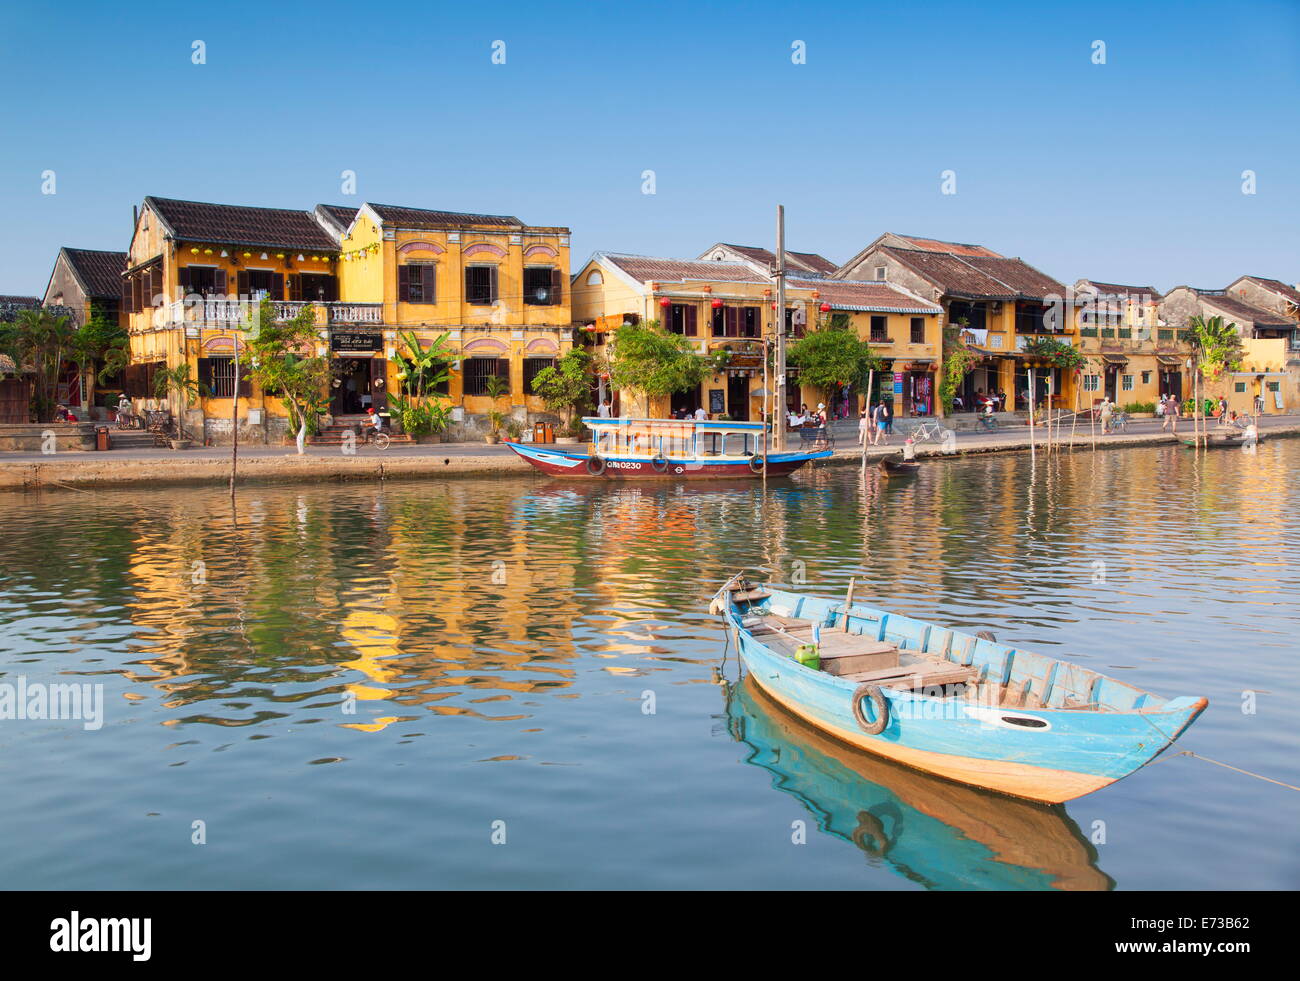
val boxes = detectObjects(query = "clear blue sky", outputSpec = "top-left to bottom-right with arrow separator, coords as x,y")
2,0 -> 1297,295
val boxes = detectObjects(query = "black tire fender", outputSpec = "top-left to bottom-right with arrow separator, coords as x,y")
851,684 -> 889,735
650,455 -> 669,473
586,454 -> 606,476
749,455 -> 765,474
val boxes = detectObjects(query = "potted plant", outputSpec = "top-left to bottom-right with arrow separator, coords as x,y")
486,409 -> 506,443
387,329 -> 454,444
482,373 -> 510,443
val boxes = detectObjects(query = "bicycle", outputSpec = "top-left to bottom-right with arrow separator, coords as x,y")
360,427 -> 391,450
976,414 -> 1000,432
907,420 -> 946,443
1110,412 -> 1128,433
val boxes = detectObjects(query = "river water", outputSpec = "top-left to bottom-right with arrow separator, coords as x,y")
1,440 -> 1297,890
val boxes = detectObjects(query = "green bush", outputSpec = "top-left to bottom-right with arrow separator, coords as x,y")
1121,401 -> 1154,414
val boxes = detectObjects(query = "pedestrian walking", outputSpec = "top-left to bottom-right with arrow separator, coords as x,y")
858,407 -> 870,446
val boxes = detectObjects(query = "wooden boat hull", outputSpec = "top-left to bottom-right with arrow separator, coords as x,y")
506,441 -> 830,479
724,586 -> 1207,804
879,458 -> 920,477
1182,432 -> 1261,448
730,676 -> 1114,889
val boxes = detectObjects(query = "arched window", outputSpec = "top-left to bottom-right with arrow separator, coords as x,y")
586,270 -> 603,286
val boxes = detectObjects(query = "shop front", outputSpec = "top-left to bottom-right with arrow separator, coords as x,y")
901,360 -> 936,416
330,330 -> 387,416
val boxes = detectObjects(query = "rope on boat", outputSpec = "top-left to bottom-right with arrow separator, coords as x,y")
1150,750 -> 1300,792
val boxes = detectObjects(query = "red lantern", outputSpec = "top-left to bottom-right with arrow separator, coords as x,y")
819,302 -> 831,313
659,297 -> 671,308
711,298 -> 723,309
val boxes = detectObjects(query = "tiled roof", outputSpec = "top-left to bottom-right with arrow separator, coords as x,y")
1199,292 -> 1294,328
603,253 -> 767,285
146,196 -> 339,251
787,250 -> 838,276
789,277 -> 941,314
960,256 -> 1066,301
367,203 -> 524,229
0,295 -> 41,307
317,204 -> 359,229
1238,276 -> 1300,307
1079,280 -> 1163,301
709,243 -> 837,276
894,235 -> 1002,258
62,248 -> 127,298
882,247 -> 1017,299
884,247 -> 1067,301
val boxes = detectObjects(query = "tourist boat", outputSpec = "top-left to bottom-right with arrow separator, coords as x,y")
713,574 -> 1207,804
728,676 -> 1113,888
1181,430 -> 1262,449
879,454 -> 920,478
505,417 -> 831,480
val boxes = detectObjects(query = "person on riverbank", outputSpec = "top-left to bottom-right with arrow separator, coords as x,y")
1164,397 -> 1180,433
880,399 -> 893,436
1099,398 -> 1113,434
858,408 -> 870,446
597,400 -> 611,418
815,403 -> 828,428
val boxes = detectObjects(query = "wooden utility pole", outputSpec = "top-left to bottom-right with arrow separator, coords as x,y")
230,330 -> 240,497
772,205 -> 787,453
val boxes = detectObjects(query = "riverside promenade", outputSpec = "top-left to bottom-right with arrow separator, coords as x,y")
2,415 -> 1297,493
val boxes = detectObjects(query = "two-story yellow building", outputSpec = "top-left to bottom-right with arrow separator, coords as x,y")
120,196 -> 572,443
834,233 -> 1082,412
570,251 -> 941,419
1073,280 -> 1184,407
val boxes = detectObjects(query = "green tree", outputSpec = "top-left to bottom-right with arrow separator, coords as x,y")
530,347 -> 593,433
1,308 -> 77,421
245,297 -> 331,454
152,362 -> 206,440
607,320 -> 708,416
1186,314 -> 1244,389
388,329 -> 453,437
787,322 -> 882,404
939,324 -> 979,414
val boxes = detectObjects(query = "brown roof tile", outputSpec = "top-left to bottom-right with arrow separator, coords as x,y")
1079,280 -> 1163,301
147,196 -> 339,251
1199,292 -> 1294,328
882,247 -> 1017,299
960,256 -> 1067,301
604,254 -> 766,284
789,278 -> 941,313
895,235 -> 1002,258
711,243 -> 837,276
368,203 -> 524,229
62,248 -> 128,298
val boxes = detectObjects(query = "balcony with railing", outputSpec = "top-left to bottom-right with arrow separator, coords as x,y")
163,299 -> 383,328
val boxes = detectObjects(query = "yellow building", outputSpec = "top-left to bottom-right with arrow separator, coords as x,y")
1161,285 -> 1298,414
1073,280 -> 1186,408
332,202 -> 572,432
570,251 -> 941,419
120,196 -> 572,443
834,233 -> 1084,413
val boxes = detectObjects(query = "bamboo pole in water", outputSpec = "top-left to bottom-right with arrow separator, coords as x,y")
1028,368 -> 1036,462
230,332 -> 240,498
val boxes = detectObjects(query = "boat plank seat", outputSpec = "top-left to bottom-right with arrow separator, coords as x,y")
842,658 -> 979,690
814,635 -> 900,676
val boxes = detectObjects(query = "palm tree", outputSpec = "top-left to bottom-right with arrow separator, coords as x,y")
152,363 -> 206,440
7,308 -> 76,421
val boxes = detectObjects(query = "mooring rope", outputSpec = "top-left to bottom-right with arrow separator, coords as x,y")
1149,750 -> 1300,792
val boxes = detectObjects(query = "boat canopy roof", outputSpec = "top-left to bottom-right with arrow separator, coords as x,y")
582,416 -> 766,432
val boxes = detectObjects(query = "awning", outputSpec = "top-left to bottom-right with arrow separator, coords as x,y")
1101,353 -> 1129,365
1155,355 -> 1183,367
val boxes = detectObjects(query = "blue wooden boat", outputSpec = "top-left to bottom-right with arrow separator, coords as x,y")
714,575 -> 1207,804
507,417 -> 831,480
728,676 -> 1113,889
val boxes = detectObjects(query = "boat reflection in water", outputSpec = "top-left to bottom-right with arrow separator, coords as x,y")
726,675 -> 1114,890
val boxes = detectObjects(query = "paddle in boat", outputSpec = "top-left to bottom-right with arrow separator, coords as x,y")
506,417 -> 831,480
712,574 -> 1207,804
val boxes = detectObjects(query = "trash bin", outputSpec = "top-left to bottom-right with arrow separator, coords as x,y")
96,426 -> 111,451
533,422 -> 554,444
